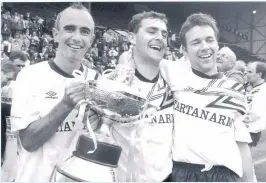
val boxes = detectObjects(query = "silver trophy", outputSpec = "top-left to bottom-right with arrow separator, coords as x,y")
55,65 -> 147,182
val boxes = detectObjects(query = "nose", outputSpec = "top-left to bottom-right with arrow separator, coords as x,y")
200,41 -> 210,51
155,31 -> 165,41
72,30 -> 82,43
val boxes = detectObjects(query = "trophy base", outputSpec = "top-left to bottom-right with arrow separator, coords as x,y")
55,135 -> 122,182
74,135 -> 122,167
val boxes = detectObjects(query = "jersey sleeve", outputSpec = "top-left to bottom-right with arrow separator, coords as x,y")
234,112 -> 252,143
10,68 -> 42,132
248,85 -> 266,133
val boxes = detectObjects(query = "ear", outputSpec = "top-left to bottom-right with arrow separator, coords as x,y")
52,28 -> 59,43
128,32 -> 136,46
89,34 -> 95,47
182,45 -> 188,57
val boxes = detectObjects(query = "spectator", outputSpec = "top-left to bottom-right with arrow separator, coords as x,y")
102,51 -> 109,66
234,60 -> 246,74
41,52 -> 49,61
1,11 -> 11,27
30,19 -> 39,35
21,34 -> 30,49
108,46 -> 118,57
1,62 -> 16,165
16,14 -> 24,35
10,15 -> 17,37
1,23 -> 11,41
20,44 -> 30,59
2,36 -> 12,56
9,51 -> 28,78
30,51 -> 42,64
11,33 -> 23,52
217,46 -> 245,84
1,61 -> 16,87
97,38 -> 104,56
121,42 -> 128,52
91,44 -> 98,57
45,43 -> 56,59
244,61 -> 266,147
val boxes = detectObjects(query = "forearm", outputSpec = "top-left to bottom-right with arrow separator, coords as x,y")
19,100 -> 74,152
237,141 -> 254,182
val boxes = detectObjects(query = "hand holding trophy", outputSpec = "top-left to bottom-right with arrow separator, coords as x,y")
55,59 -> 148,182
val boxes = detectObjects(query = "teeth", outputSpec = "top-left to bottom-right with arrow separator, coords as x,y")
69,44 -> 82,49
199,54 -> 211,58
150,45 -> 161,51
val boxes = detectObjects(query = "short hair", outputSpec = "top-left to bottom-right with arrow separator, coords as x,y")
254,61 -> 266,79
234,60 -> 246,74
219,46 -> 237,63
9,51 -> 27,62
128,11 -> 168,33
1,61 -> 16,73
179,13 -> 219,49
54,2 -> 94,31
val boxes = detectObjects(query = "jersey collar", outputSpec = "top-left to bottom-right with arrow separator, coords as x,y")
48,60 -> 84,78
135,69 -> 159,83
192,68 -> 223,79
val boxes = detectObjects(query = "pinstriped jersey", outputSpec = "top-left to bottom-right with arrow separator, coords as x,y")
171,67 -> 251,177
110,71 -> 174,182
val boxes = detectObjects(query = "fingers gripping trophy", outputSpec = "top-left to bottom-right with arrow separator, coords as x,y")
55,49 -> 148,182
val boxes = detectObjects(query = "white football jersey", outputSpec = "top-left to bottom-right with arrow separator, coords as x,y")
171,67 -> 251,177
110,70 -> 174,182
10,61 -> 98,182
245,82 -> 266,133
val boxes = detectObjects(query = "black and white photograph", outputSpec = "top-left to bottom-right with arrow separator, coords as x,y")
1,1 -> 266,182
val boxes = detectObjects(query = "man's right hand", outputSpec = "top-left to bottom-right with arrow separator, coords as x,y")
62,79 -> 87,108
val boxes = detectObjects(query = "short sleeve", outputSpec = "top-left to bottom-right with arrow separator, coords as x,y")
10,68 -> 42,132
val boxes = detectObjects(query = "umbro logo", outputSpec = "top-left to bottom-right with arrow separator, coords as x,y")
45,91 -> 58,99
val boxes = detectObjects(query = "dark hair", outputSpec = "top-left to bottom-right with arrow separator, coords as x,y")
9,51 -> 27,62
179,13 -> 219,49
254,61 -> 266,79
1,61 -> 16,73
54,2 -> 94,30
128,11 -> 168,33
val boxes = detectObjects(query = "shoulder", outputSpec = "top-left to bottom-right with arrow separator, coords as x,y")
16,61 -> 50,80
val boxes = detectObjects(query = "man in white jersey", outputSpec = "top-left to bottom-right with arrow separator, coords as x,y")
10,3 -> 100,182
161,13 -> 254,182
244,61 -> 266,147
101,11 -> 174,182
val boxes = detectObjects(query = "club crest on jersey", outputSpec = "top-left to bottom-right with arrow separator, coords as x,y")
45,91 -> 58,99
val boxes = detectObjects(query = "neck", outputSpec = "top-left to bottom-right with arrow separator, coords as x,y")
252,79 -> 265,87
192,66 -> 218,76
53,53 -> 82,75
133,51 -> 160,80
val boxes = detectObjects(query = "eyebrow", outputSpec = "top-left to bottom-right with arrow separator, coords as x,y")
147,27 -> 168,34
63,25 -> 91,32
189,36 -> 215,44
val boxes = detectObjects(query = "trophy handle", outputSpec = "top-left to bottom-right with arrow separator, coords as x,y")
86,107 -> 98,154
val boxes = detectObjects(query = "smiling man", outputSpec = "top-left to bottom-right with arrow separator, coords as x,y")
161,13 -> 254,182
107,11 -> 174,182
10,3 -> 100,182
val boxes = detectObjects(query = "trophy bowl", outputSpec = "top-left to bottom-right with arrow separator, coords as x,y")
87,79 -> 147,123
